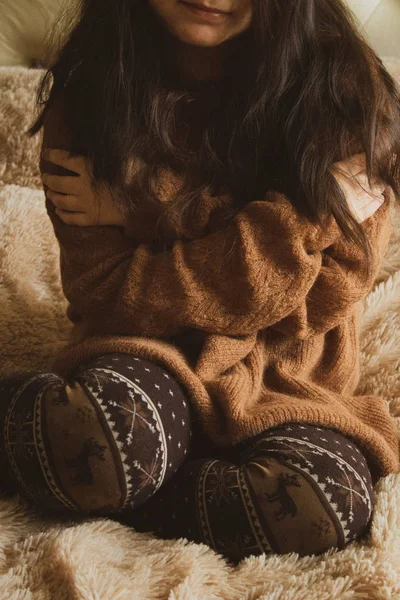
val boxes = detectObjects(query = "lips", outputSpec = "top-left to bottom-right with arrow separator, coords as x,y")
181,2 -> 231,15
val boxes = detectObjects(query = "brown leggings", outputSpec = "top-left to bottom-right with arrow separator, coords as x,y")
0,353 -> 375,563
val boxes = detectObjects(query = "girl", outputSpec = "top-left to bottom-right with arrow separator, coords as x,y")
1,0 -> 399,564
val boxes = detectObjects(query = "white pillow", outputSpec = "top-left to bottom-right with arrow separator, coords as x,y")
0,0 -> 68,67
347,0 -> 400,59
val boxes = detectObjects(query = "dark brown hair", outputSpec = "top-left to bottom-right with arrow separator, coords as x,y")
29,0 -> 400,277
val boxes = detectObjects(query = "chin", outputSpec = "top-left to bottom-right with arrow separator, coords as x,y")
169,24 -> 227,46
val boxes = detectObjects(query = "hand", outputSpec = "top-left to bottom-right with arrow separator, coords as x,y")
41,149 -> 128,227
330,153 -> 385,224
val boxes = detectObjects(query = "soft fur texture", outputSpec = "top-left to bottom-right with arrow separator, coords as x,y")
0,62 -> 399,599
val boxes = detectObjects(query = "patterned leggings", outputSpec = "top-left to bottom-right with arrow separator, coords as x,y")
0,353 -> 375,563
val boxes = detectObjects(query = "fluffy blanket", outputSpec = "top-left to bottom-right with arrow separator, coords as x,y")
0,62 -> 400,600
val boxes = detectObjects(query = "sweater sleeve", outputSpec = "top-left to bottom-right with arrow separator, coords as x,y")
270,186 -> 393,338
43,178 -> 392,338
41,96 -> 393,339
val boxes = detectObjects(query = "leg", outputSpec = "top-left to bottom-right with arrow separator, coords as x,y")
125,423 -> 375,563
0,353 -> 192,515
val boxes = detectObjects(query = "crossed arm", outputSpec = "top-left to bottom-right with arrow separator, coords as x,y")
41,97 -> 393,339
43,176 -> 392,339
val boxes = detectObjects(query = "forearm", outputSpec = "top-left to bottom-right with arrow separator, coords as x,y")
41,102 -> 392,339
46,190 -> 336,337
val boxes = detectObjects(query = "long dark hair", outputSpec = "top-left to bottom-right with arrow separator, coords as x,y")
29,0 -> 400,278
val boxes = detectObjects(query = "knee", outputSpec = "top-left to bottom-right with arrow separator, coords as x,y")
1,371 -> 130,514
241,437 -> 375,557
1,357 -> 191,515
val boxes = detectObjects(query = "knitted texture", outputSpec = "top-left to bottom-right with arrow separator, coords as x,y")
40,95 -> 399,482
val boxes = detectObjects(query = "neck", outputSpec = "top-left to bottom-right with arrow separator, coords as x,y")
166,36 -> 241,84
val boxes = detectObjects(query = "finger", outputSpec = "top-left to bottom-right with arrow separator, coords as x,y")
363,197 -> 384,218
352,197 -> 384,223
352,195 -> 382,213
46,189 -> 83,211
42,149 -> 87,175
42,173 -> 81,195
55,208 -> 93,226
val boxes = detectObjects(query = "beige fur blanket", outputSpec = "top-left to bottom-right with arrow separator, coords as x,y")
0,62 -> 400,599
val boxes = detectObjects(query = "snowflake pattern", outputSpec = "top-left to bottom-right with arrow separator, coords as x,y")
205,463 -> 239,508
0,359 -> 376,563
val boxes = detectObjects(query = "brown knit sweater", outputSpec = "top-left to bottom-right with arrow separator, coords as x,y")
40,95 -> 399,482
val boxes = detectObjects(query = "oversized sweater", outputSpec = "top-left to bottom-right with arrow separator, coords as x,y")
40,94 -> 399,482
